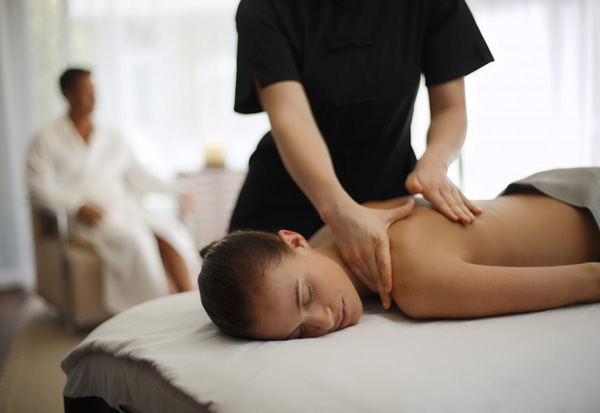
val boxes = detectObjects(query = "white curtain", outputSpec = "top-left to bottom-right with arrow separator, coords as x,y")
412,0 -> 600,198
1,0 -> 69,288
0,0 -> 598,289
1,1 -> 41,288
66,0 -> 268,178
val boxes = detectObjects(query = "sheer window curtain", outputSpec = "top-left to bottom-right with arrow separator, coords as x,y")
67,0 -> 268,178
412,0 -> 599,198
0,0 -> 31,288
0,0 -> 68,288
468,0 -> 599,194
0,0 -> 598,289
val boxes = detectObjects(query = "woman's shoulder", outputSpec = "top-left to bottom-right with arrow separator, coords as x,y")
388,204 -> 465,267
362,196 -> 428,211
308,197 -> 429,249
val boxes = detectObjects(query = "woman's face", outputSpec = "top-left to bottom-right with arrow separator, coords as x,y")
250,232 -> 363,340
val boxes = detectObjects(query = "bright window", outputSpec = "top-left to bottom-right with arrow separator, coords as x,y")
63,0 -> 600,192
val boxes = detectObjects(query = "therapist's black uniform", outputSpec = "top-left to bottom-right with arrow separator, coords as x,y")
229,0 -> 494,238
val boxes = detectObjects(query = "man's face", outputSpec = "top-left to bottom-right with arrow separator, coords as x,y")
65,74 -> 95,115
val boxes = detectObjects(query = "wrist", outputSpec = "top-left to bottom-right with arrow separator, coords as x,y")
318,191 -> 357,226
417,152 -> 450,172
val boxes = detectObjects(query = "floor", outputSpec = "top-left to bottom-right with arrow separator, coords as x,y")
0,289 -> 28,371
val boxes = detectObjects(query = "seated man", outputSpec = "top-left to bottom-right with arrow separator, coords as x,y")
27,68 -> 200,314
198,168 -> 600,339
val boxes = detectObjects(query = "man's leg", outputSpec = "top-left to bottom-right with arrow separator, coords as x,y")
156,236 -> 194,292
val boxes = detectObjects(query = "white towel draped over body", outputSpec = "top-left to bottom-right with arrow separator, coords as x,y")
27,116 -> 200,313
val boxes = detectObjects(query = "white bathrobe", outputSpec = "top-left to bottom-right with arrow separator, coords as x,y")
26,116 -> 200,314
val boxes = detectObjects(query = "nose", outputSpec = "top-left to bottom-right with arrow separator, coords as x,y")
306,305 -> 335,331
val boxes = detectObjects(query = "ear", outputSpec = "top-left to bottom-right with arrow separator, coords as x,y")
63,90 -> 74,105
277,230 -> 311,250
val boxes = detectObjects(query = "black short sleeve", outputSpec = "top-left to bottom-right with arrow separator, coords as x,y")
422,0 -> 494,87
234,0 -> 301,114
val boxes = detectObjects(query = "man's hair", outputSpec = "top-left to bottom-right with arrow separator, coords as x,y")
59,68 -> 91,92
198,230 -> 291,338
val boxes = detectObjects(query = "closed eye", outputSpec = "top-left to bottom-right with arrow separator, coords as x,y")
305,283 -> 313,308
298,284 -> 313,339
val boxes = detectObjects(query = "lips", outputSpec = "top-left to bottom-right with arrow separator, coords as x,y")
338,300 -> 350,330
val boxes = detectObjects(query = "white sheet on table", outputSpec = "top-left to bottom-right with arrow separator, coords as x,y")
62,291 -> 600,413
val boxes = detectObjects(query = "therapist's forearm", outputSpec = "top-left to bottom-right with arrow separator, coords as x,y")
271,115 -> 354,222
420,77 -> 468,171
263,82 -> 354,222
420,105 -> 467,171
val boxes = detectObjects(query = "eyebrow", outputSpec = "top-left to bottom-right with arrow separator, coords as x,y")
285,280 -> 302,340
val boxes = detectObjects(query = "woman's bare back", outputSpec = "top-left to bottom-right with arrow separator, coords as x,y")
309,192 -> 600,318
388,193 -> 600,267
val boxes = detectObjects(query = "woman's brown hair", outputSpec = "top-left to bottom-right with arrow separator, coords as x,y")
198,230 -> 291,338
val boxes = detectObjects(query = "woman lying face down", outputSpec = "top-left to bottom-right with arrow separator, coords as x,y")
198,230 -> 366,340
199,169 -> 600,340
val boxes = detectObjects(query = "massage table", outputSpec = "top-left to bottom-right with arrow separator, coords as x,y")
62,291 -> 600,412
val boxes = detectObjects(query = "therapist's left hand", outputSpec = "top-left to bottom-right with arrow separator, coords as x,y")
405,160 -> 482,224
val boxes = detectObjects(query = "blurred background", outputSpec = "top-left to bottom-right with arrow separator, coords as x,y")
1,0 -> 598,290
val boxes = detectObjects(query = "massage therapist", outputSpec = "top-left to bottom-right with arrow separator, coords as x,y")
228,0 -> 494,308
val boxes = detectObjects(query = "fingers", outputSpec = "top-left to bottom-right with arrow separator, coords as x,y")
361,231 -> 395,309
372,265 -> 391,309
344,248 -> 381,292
379,290 -> 392,310
426,190 -> 459,222
350,249 -> 391,309
406,165 -> 483,224
333,203 -> 414,311
425,184 -> 479,224
375,237 -> 393,294
461,192 -> 483,216
347,263 -> 372,291
342,238 -> 393,309
448,188 -> 474,224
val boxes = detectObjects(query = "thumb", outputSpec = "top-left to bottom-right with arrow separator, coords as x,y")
405,173 -> 423,195
386,198 -> 414,224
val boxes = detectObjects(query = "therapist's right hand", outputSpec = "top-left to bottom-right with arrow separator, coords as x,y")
326,198 -> 415,309
77,204 -> 105,227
